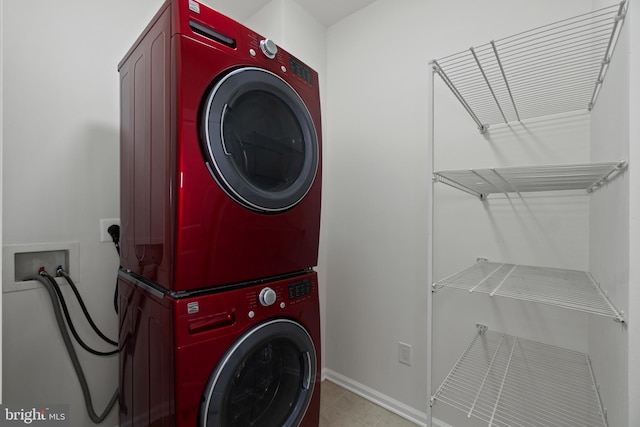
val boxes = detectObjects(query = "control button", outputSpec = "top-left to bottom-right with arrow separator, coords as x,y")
281,65 -> 287,73
249,48 -> 256,57
259,287 -> 277,306
248,311 -> 255,319
260,39 -> 277,59
280,302 -> 286,309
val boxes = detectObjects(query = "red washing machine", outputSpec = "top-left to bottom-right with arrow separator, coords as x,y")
118,269 -> 321,427
118,0 -> 322,291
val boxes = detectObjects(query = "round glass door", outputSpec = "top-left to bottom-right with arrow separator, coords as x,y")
200,319 -> 317,427
202,67 -> 319,213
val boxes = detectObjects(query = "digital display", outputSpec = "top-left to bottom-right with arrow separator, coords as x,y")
288,278 -> 311,300
289,56 -> 313,84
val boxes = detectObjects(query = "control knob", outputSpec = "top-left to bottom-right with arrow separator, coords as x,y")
260,38 -> 278,59
259,287 -> 277,307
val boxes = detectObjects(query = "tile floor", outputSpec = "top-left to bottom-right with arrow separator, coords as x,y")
320,380 -> 419,427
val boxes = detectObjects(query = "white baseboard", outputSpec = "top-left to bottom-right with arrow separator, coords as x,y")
321,369 -> 452,427
431,417 -> 455,427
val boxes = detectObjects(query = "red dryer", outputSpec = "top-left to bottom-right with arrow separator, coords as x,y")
118,0 -> 322,291
118,269 -> 322,427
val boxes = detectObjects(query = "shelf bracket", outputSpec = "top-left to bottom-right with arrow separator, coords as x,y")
588,356 -> 611,427
469,263 -> 505,293
587,273 -> 625,323
490,40 -> 521,122
589,0 -> 628,111
470,46 -> 509,124
432,61 -> 488,133
586,160 -> 628,193
488,337 -> 517,427
468,335 -> 504,418
433,172 -> 485,200
476,323 -> 488,335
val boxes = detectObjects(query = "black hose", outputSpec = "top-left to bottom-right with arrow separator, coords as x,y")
28,274 -> 118,424
56,268 -> 118,346
108,224 -> 120,315
40,272 -> 118,357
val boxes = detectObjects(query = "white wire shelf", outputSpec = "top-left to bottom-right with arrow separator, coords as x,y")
434,161 -> 627,200
431,1 -> 628,132
431,327 -> 608,427
433,261 -> 624,322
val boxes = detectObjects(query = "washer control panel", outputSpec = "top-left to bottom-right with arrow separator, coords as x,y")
242,275 -> 317,318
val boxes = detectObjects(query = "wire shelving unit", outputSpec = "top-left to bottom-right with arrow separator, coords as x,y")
432,2 -> 628,132
426,2 -> 630,426
433,261 -> 624,322
431,326 -> 608,427
434,161 -> 627,200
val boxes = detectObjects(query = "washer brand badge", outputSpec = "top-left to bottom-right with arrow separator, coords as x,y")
188,0 -> 200,13
0,405 -> 69,426
187,301 -> 199,314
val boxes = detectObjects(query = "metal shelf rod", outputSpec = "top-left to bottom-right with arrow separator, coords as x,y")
432,174 -> 484,201
489,264 -> 517,296
496,19 -> 616,57
504,54 -> 605,82
468,335 -> 505,417
470,47 -> 509,123
432,62 -> 487,131
498,32 -> 610,64
493,5 -> 619,46
589,1 -> 627,109
447,21 -> 613,73
491,41 -> 521,121
430,330 -> 484,406
488,339 -> 517,426
469,263 -> 507,292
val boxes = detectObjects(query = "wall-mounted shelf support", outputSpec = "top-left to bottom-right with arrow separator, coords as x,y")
431,61 -> 488,133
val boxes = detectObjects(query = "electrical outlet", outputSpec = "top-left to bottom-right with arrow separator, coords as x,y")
398,342 -> 412,366
100,218 -> 120,242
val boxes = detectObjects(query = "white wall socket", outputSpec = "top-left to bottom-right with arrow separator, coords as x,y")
399,342 -> 412,366
100,218 -> 120,243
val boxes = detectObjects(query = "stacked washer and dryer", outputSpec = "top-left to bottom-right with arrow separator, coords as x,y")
117,0 -> 322,425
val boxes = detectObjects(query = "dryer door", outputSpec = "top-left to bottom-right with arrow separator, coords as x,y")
202,67 -> 319,213
200,318 -> 317,427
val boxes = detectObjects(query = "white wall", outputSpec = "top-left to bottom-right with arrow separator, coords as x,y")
0,0 -> 4,403
2,1 -> 164,425
325,0 -> 600,424
588,1 -> 631,425
625,1 -> 640,425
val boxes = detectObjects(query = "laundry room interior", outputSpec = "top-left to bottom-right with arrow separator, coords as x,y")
1,0 -> 639,426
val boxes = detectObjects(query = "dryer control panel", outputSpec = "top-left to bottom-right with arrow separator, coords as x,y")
288,277 -> 312,301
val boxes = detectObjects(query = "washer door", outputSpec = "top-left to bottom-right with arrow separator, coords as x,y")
202,67 -> 319,213
200,319 -> 317,427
